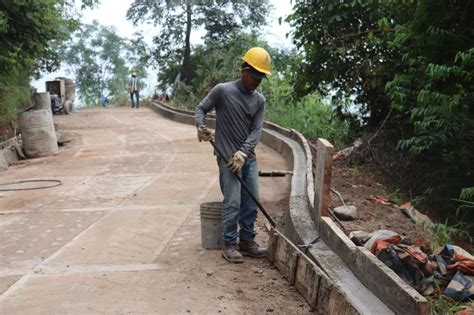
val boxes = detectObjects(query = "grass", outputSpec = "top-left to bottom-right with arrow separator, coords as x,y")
428,293 -> 473,315
0,72 -> 31,141
429,220 -> 473,252
263,77 -> 350,146
350,166 -> 358,177
387,188 -> 403,205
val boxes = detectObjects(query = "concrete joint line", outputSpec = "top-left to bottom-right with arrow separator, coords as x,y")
119,173 -> 163,207
0,264 -> 162,278
0,210 -> 34,215
151,176 -> 218,258
0,275 -> 31,300
58,204 -> 194,213
160,154 -> 175,174
39,209 -> 114,266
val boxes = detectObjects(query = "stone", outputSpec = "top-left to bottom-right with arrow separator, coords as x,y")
333,205 -> 358,220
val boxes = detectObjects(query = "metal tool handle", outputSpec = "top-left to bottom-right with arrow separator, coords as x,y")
210,140 -> 276,227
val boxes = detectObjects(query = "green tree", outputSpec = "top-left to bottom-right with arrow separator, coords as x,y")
287,0 -> 413,129
287,0 -> 474,217
0,0 -> 98,139
169,31 -> 264,108
60,21 -> 148,106
126,0 -> 270,84
386,1 -> 474,211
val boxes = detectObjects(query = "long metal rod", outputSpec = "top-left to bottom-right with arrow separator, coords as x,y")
210,140 -> 276,227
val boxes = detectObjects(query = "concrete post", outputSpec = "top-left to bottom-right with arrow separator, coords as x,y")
33,92 -> 51,112
313,138 -> 333,225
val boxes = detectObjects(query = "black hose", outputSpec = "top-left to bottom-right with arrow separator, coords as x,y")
0,179 -> 63,191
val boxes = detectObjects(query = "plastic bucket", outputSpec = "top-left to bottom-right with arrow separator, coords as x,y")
200,202 -> 222,250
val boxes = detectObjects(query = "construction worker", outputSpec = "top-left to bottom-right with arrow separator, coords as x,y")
195,47 -> 271,263
101,95 -> 108,108
129,71 -> 141,108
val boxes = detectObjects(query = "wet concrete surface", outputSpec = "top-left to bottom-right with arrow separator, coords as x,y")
0,107 -> 311,314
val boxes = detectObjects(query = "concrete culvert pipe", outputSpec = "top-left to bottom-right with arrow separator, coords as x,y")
33,92 -> 52,112
18,109 -> 58,158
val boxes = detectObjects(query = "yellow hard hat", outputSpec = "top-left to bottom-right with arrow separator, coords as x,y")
242,47 -> 271,75
132,71 -> 137,76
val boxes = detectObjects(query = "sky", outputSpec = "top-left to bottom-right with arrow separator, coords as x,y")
34,1 -> 295,98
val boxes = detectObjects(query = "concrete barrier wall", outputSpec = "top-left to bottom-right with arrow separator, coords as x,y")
149,101 -> 428,314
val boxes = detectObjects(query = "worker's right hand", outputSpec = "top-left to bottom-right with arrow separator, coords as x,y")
197,126 -> 214,142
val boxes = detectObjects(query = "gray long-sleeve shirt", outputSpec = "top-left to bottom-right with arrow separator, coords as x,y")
194,79 -> 265,161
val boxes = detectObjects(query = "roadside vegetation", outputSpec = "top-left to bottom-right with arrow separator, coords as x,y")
0,0 -> 100,140
59,21 -> 148,106
287,0 -> 473,232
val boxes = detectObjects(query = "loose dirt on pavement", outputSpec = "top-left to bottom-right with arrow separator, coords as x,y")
0,107 -> 312,314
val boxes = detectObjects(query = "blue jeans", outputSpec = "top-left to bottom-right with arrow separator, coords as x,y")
217,158 -> 259,245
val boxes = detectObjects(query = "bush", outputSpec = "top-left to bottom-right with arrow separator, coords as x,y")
0,71 -> 31,141
264,76 -> 350,146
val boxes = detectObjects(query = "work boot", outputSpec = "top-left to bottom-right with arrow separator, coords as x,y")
222,244 -> 244,263
239,239 -> 267,258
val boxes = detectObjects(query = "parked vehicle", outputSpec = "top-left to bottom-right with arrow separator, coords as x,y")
45,77 -> 75,114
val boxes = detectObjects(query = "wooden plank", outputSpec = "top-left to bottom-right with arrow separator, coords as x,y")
294,253 -> 321,307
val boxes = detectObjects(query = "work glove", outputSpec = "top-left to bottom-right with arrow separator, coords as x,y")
197,126 -> 214,142
227,150 -> 247,173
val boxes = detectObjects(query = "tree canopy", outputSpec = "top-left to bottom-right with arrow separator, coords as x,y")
126,0 -> 270,84
0,0 -> 98,77
60,21 -> 148,106
0,0 -> 98,138
287,0 -> 474,216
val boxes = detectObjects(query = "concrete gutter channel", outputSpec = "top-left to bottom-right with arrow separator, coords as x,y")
1,103 -> 429,314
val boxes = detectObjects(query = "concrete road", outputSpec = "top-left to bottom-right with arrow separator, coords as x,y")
0,107 -> 310,314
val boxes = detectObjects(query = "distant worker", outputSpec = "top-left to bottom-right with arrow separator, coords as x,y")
194,47 -> 271,263
129,71 -> 141,108
158,84 -> 172,102
101,95 -> 108,108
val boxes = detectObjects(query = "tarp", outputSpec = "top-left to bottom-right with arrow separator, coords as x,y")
350,230 -> 474,301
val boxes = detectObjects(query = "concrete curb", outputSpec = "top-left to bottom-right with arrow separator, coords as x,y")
319,217 -> 429,315
148,101 -> 428,314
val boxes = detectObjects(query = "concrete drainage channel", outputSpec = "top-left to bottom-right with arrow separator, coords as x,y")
149,101 -> 429,314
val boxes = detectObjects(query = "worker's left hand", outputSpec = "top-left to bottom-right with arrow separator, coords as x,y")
197,126 -> 214,142
227,151 -> 247,173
